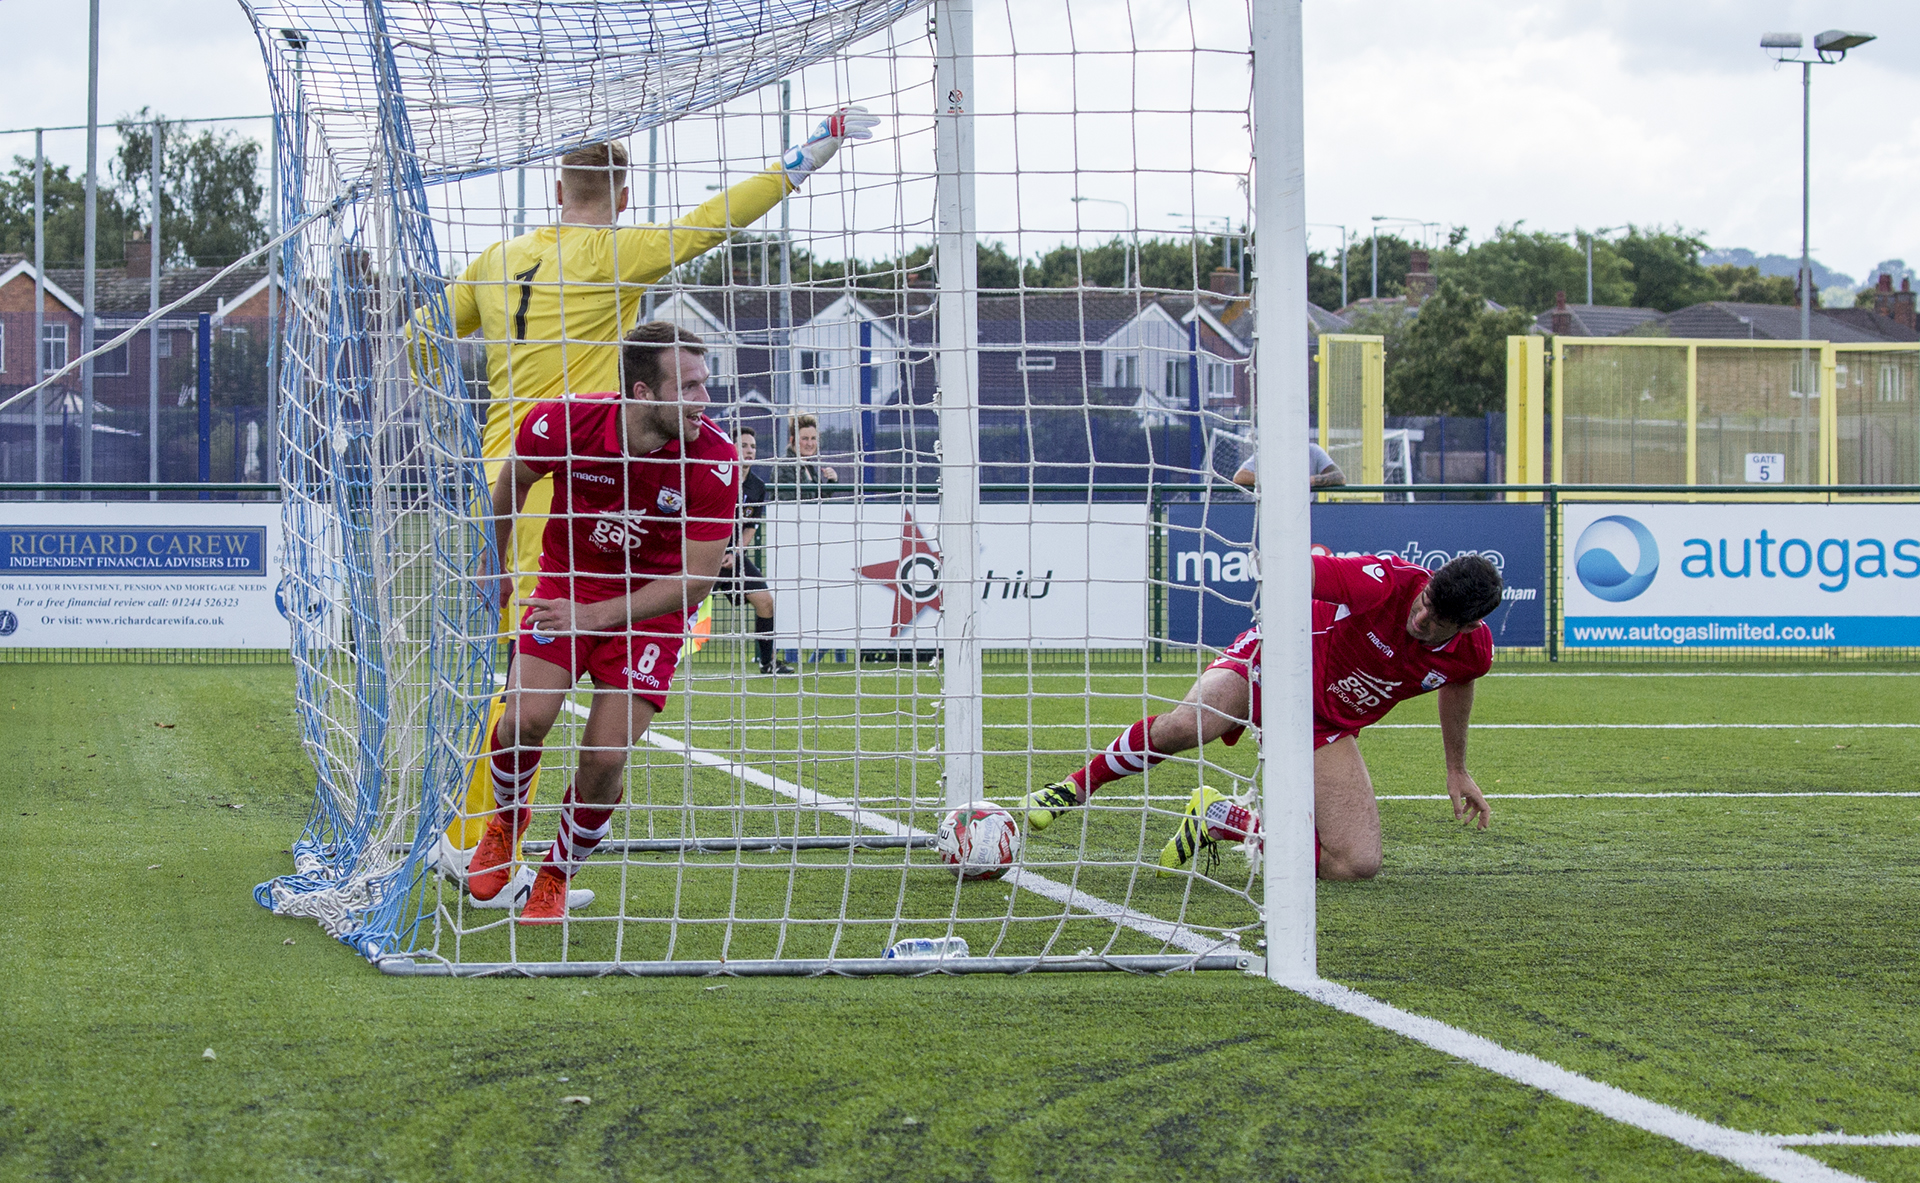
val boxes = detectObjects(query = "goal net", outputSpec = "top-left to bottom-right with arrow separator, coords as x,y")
249,0 -> 1297,977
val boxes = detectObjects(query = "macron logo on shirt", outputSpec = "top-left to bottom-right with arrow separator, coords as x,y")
1362,563 -> 1384,581
531,416 -> 551,439
715,463 -> 733,485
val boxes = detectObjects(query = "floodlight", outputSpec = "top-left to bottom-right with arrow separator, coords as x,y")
1759,32 -> 1802,49
279,27 -> 309,51
1813,30 -> 1875,54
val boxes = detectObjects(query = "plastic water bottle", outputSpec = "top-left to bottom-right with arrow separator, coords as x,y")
885,937 -> 970,960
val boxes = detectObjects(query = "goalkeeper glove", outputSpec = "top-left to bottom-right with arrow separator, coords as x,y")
781,106 -> 882,186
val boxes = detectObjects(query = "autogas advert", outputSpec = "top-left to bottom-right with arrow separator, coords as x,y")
1564,503 -> 1920,647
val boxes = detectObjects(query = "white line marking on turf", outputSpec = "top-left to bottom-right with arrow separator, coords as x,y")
1768,1134 -> 1920,1147
566,699 -> 1240,959
597,700 -> 1887,1183
1373,723 -> 1917,729
1378,791 -> 1920,801
1293,978 -> 1872,1183
1488,671 -> 1920,678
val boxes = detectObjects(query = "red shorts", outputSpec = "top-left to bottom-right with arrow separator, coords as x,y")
516,593 -> 686,710
1203,625 -> 1351,748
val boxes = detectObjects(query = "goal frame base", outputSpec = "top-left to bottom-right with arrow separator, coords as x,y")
376,952 -> 1264,978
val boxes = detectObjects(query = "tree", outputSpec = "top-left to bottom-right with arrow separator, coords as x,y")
1615,225 -> 1718,312
1433,223 -> 1632,313
1707,264 -> 1795,305
0,156 -> 131,268
1385,278 -> 1534,416
114,109 -> 267,267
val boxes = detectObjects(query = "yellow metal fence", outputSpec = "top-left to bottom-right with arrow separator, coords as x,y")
1316,333 -> 1384,495
1545,337 -> 1920,499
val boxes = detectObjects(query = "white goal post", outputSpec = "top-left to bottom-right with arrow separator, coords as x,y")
245,0 -> 1311,981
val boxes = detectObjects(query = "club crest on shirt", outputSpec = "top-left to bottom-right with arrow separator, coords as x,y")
1421,671 -> 1448,690
656,487 -> 685,514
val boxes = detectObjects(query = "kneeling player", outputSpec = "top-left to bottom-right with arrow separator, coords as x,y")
468,322 -> 739,922
1024,552 -> 1503,880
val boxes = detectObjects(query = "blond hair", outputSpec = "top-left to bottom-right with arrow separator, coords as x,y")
558,141 -> 629,207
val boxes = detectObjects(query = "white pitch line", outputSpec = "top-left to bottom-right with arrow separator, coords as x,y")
1293,978 -> 1870,1183
593,702 -> 1887,1181
1769,1134 -> 1920,1147
1373,723 -> 1917,730
1378,791 -> 1920,801
1488,671 -> 1920,678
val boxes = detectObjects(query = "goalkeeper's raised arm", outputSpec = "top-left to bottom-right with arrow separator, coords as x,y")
408,106 -> 883,467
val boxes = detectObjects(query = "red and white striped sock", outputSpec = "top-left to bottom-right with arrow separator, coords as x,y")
1069,716 -> 1167,798
542,784 -> 616,878
487,720 -> 540,831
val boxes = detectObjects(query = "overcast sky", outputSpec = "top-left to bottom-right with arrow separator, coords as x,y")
3,0 -> 1914,286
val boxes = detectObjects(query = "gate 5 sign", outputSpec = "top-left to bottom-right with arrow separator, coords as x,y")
1564,503 -> 1920,647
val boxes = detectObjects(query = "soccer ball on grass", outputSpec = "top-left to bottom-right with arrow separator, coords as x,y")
935,802 -> 1022,880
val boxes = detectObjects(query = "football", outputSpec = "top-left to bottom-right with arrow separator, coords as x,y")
935,803 -> 1022,880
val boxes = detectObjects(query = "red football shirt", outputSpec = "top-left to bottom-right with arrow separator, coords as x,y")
1311,554 -> 1494,735
514,393 -> 740,614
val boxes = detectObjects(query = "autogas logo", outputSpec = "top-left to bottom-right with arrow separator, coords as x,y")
1574,515 -> 1659,602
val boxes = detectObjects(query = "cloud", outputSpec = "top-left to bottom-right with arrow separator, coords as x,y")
3,0 -> 1913,284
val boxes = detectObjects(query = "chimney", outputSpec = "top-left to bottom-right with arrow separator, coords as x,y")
1550,290 -> 1573,336
1208,266 -> 1241,296
125,228 -> 152,279
1896,278 -> 1916,332
1403,249 -> 1435,304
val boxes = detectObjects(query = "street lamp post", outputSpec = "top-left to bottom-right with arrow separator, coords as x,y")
1577,226 -> 1625,306
1073,195 -> 1135,288
1762,29 -> 1875,342
1308,223 -> 1349,307
1368,216 -> 1436,303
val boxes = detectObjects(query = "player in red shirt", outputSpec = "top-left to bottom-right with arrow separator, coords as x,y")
1023,551 -> 1504,880
465,322 -> 740,922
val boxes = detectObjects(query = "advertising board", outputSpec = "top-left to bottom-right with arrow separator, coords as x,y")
1564,503 -> 1920,647
0,502 -> 288,649
1166,501 -> 1548,649
765,502 -> 1150,651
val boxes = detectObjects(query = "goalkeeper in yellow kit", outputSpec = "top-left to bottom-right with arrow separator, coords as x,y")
419,110 -> 881,894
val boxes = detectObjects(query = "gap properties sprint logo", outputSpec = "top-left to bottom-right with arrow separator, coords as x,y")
1573,515 -> 1660,602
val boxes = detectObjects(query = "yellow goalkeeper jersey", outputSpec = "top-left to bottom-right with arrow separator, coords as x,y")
422,165 -> 790,462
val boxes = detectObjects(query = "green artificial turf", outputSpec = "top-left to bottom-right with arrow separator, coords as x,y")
2,663 -> 1917,1182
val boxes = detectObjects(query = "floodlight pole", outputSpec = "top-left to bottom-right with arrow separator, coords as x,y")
777,80 -> 794,418
150,119 -> 163,499
1252,0 -> 1315,986
81,0 -> 100,490
643,126 -> 658,319
33,130 -> 45,499
1799,60 -> 1811,343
